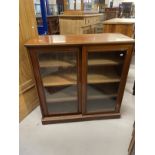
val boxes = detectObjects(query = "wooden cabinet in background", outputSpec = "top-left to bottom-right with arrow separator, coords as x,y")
59,14 -> 103,34
47,16 -> 59,34
25,33 -> 134,124
103,18 -> 135,38
104,7 -> 119,20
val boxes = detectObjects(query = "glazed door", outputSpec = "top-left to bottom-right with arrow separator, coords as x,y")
37,48 -> 80,116
84,47 -> 127,114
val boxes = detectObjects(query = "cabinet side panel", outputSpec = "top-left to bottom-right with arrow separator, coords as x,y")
19,0 -> 39,121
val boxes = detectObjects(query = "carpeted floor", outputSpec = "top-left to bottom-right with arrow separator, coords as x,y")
19,63 -> 135,155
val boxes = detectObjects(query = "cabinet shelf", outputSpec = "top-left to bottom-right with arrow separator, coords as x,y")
45,85 -> 117,103
39,59 -> 75,68
43,73 -> 76,87
88,58 -> 123,66
39,58 -> 122,68
88,72 -> 120,84
43,71 -> 120,87
45,86 -> 77,103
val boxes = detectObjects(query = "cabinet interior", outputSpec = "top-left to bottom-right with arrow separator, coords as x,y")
86,51 -> 125,113
37,50 -> 126,115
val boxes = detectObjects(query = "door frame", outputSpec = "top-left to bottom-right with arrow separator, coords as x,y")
82,44 -> 133,115
28,46 -> 81,117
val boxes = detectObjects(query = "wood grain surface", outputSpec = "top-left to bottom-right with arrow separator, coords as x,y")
25,33 -> 134,47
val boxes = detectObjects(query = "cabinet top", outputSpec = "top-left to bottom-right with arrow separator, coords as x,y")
25,33 -> 134,47
103,18 -> 135,24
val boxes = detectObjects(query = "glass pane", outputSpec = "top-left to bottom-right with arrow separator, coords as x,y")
66,0 -> 81,10
38,51 -> 78,114
86,51 -> 126,113
84,0 -> 99,13
76,0 -> 81,10
48,4 -> 58,15
68,0 -> 75,10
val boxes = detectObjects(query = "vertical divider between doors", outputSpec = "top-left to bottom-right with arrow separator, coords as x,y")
81,46 -> 87,114
77,47 -> 82,113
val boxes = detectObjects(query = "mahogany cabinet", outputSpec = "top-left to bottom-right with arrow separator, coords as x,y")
25,33 -> 134,124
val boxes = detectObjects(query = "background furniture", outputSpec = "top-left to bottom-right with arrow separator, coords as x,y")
104,7 -> 119,20
63,0 -> 99,15
119,2 -> 135,18
19,0 -> 39,121
36,15 -> 60,34
25,33 -> 134,124
36,0 -> 48,35
103,18 -> 135,38
59,14 -> 103,34
63,0 -> 84,15
56,0 -> 64,14
47,16 -> 59,34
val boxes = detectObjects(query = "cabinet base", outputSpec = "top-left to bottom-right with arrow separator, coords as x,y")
42,112 -> 121,124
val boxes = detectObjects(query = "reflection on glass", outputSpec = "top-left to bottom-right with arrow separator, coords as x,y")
86,51 -> 126,113
38,52 -> 78,114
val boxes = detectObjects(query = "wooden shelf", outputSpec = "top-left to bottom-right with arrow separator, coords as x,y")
88,85 -> 117,100
88,58 -> 123,66
43,71 -> 120,87
88,72 -> 120,84
43,73 -> 76,87
39,59 -> 75,68
71,58 -> 123,66
45,85 -> 117,103
45,86 -> 77,103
